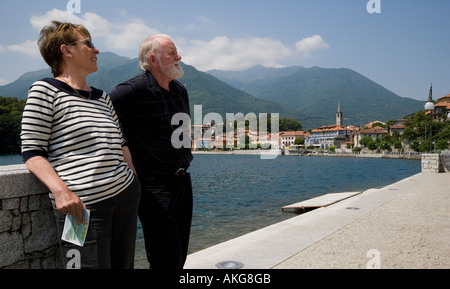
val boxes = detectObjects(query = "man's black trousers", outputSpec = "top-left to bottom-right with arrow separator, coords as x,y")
138,172 -> 193,269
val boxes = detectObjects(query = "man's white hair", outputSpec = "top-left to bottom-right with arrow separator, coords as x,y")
139,34 -> 173,71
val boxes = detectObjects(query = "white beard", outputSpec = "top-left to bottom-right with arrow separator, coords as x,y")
160,61 -> 184,80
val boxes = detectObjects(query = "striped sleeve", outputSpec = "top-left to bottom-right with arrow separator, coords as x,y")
21,81 -> 56,155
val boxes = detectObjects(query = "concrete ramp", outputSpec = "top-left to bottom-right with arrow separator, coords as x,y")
282,192 -> 362,213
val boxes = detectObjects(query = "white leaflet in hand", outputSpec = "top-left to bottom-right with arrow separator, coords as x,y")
62,209 -> 90,247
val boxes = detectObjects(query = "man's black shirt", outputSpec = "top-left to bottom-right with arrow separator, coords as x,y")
110,71 -> 193,174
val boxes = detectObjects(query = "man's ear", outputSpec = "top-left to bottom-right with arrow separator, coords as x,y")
148,54 -> 159,67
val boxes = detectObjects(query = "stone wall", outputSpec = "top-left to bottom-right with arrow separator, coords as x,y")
0,165 -> 60,269
421,152 -> 450,173
441,151 -> 450,172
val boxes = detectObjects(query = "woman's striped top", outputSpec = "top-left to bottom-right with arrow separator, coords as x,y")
21,78 -> 135,205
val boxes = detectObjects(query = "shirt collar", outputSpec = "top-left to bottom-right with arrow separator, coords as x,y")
145,70 -> 177,93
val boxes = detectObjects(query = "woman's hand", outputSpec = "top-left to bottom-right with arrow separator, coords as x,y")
54,188 -> 86,224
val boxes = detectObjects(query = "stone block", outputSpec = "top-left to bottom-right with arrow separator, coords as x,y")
0,210 -> 12,233
2,198 -> 20,210
40,194 -> 52,210
3,261 -> 29,269
21,212 -> 31,239
29,258 -> 41,269
41,253 -> 59,269
0,167 -> 47,199
28,195 -> 41,211
11,213 -> 22,231
0,231 -> 25,268
20,196 -> 29,213
24,210 -> 57,253
421,154 -> 441,173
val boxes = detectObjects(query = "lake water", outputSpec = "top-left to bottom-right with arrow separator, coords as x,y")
0,154 -> 23,166
135,153 -> 421,268
0,154 -> 421,269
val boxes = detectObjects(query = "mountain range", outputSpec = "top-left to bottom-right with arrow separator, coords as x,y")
208,65 -> 424,128
0,52 -> 424,129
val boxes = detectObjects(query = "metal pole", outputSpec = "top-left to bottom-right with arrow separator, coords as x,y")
429,109 -> 433,152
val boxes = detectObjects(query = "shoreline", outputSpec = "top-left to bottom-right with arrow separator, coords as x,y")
0,150 -> 425,167
192,149 -> 422,160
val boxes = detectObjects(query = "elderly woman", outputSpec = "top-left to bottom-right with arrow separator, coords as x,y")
20,21 -> 140,269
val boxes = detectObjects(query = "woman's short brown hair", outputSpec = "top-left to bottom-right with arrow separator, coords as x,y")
37,21 -> 91,77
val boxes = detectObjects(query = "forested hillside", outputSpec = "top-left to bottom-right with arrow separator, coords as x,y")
0,97 -> 25,155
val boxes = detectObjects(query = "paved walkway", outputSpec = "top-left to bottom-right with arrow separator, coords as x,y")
184,172 -> 450,269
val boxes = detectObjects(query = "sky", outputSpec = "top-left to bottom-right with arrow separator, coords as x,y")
0,0 -> 449,101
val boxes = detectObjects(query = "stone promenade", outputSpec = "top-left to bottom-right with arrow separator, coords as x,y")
185,172 -> 450,269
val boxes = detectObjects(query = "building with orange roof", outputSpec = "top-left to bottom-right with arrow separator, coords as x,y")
389,123 -> 406,136
433,94 -> 450,121
354,126 -> 389,147
280,131 -> 307,148
305,102 -> 357,149
306,125 -> 355,149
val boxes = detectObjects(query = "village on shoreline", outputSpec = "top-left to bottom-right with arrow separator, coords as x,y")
190,94 -> 450,157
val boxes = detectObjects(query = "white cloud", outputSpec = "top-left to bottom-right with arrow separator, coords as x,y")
3,40 -> 40,57
29,9 -> 158,52
30,8 -> 81,31
104,19 -> 158,51
0,78 -> 12,86
1,9 -> 156,58
197,16 -> 211,23
3,9 -> 330,72
295,35 -> 330,57
0,9 -> 80,58
181,36 -> 292,71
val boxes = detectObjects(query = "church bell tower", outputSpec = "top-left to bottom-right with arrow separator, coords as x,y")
336,101 -> 343,127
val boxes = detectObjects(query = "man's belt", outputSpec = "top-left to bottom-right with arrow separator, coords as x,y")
174,168 -> 187,176
149,168 -> 187,176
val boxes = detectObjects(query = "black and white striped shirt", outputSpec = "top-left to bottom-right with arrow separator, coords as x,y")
21,78 -> 134,205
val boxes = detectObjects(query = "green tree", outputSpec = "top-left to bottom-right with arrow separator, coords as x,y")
294,137 -> 304,145
367,140 -> 378,151
409,140 -> 420,152
419,140 -> 432,152
0,96 -> 26,155
352,146 -> 362,152
360,136 -> 372,147
436,139 -> 449,151
379,141 -> 390,151
279,117 -> 302,132
402,127 -> 420,141
391,130 -> 400,139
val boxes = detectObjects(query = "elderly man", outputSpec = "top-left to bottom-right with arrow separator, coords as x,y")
110,34 -> 193,269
